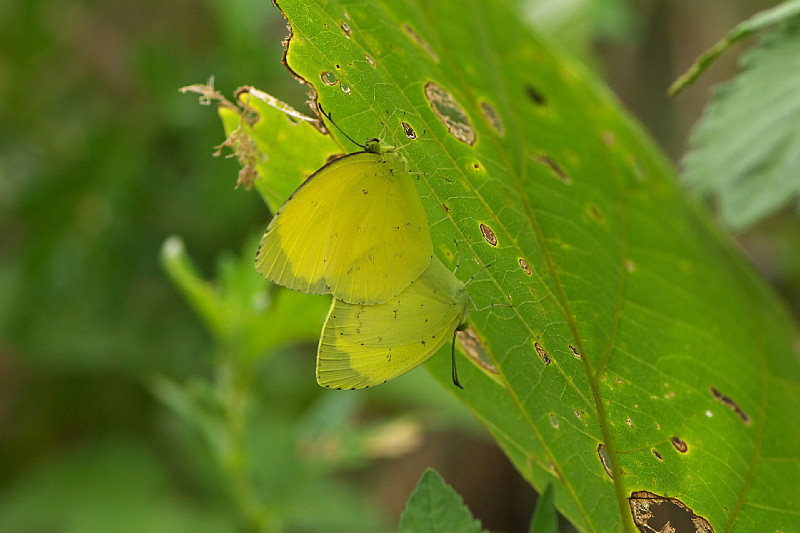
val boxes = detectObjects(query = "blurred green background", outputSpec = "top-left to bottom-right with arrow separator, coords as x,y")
1,0 -> 797,532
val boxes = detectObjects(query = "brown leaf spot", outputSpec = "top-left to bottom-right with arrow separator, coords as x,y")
671,436 -> 688,453
525,84 -> 546,105
709,386 -> 751,425
480,223 -> 498,246
457,326 -> 498,375
425,81 -> 475,145
480,101 -> 505,135
597,444 -> 613,478
652,449 -> 664,462
531,153 -> 571,184
402,24 -> 440,63
401,121 -> 417,139
534,342 -> 551,365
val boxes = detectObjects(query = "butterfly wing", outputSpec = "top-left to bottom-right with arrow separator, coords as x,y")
317,257 -> 469,389
256,150 -> 433,305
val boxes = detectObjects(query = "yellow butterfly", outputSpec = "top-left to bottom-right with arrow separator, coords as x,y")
317,256 -> 470,389
255,121 -> 433,305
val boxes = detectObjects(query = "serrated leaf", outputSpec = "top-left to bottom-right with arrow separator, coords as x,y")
398,469 -> 485,533
682,19 -> 800,231
218,0 -> 800,531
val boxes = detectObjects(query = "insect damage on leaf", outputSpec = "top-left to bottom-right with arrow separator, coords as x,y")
671,436 -> 689,453
425,81 -> 476,145
709,386 -> 752,425
479,223 -> 498,246
629,491 -> 714,533
597,444 -> 614,479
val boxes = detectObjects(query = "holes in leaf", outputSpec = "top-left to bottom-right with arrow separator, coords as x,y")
671,436 -> 688,453
597,444 -> 613,478
569,345 -> 582,359
425,81 -> 476,145
340,81 -> 351,95
402,121 -> 417,139
519,258 -> 532,275
629,491 -> 714,533
340,21 -> 352,38
534,342 -> 551,365
321,71 -> 339,86
709,386 -> 751,425
365,54 -> 376,67
652,449 -> 664,462
549,414 -> 559,429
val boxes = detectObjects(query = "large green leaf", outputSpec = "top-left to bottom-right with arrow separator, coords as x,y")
217,0 -> 800,530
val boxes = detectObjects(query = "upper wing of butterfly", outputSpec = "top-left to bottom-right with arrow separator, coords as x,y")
317,256 -> 470,389
255,141 -> 433,305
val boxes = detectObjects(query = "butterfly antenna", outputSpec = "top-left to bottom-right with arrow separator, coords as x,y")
318,103 -> 365,149
450,331 -> 464,389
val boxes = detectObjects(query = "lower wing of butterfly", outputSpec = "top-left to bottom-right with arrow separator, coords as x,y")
255,144 -> 433,305
317,256 -> 470,389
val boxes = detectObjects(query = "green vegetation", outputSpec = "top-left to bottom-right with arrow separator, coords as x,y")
2,0 -> 799,532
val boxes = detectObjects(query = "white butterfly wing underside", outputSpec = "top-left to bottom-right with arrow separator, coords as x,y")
255,151 -> 433,305
317,257 -> 469,389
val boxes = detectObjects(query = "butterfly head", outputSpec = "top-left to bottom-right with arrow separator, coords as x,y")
364,138 -> 397,155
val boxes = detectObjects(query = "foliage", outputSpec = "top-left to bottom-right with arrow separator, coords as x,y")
2,0 -> 800,532
213,0 -> 800,531
679,3 -> 800,230
398,469 -> 485,533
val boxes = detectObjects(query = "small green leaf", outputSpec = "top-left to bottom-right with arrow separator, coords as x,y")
398,469 -> 485,533
683,19 -> 800,230
529,484 -> 558,533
